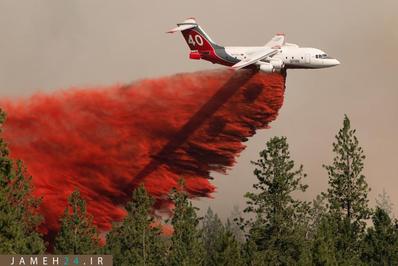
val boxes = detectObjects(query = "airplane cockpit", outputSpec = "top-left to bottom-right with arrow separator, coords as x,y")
315,54 -> 331,59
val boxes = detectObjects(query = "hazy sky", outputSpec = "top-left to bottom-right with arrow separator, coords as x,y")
0,1 -> 397,219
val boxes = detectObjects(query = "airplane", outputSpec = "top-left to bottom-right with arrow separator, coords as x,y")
168,18 -> 340,72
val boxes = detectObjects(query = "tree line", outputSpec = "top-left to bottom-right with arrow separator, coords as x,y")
1,108 -> 398,265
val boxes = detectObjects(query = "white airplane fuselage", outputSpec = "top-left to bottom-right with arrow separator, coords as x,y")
168,18 -> 340,72
225,45 -> 340,70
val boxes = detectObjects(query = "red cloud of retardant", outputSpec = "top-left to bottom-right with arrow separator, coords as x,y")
0,69 -> 285,237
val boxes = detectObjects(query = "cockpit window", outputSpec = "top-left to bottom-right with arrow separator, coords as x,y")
317,54 -> 331,59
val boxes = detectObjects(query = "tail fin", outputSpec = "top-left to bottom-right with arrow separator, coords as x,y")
167,18 -> 220,51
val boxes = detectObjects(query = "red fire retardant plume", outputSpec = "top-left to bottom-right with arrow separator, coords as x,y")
0,69 -> 285,237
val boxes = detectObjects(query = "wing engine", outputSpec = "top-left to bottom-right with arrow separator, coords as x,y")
258,62 -> 274,73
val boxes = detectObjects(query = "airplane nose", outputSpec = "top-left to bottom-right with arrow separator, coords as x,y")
330,59 -> 340,66
325,58 -> 340,67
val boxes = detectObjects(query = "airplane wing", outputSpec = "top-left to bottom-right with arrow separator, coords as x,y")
265,34 -> 285,48
232,49 -> 278,70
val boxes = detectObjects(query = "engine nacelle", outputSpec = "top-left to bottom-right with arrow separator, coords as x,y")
269,58 -> 284,70
258,63 -> 274,73
189,51 -> 201,60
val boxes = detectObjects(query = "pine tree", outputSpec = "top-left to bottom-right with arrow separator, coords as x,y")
202,207 -> 224,266
242,136 -> 310,265
168,181 -> 204,266
376,189 -> 394,218
228,205 -> 245,243
307,195 -> 328,239
361,207 -> 398,265
222,220 -> 245,266
323,115 -> 371,263
240,238 -> 258,266
104,185 -> 166,266
54,190 -> 100,254
0,109 -> 45,254
202,208 -> 244,266
311,215 -> 338,265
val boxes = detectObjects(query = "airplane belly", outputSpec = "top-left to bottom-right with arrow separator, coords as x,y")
285,63 -> 320,69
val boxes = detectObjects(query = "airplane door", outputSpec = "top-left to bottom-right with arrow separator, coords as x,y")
305,54 -> 311,64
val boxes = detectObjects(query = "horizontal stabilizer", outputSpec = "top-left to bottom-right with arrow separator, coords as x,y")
167,24 -> 196,33
167,18 -> 198,33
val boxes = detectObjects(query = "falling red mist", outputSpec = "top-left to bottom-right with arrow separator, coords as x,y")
0,69 -> 285,238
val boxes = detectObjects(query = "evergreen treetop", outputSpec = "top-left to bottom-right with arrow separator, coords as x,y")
54,190 -> 100,255
322,115 -> 371,264
0,109 -> 45,254
324,115 -> 371,224
242,136 -> 310,265
168,181 -> 204,266
105,185 -> 166,266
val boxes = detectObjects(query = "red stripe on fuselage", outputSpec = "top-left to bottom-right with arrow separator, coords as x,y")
182,29 -> 234,66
